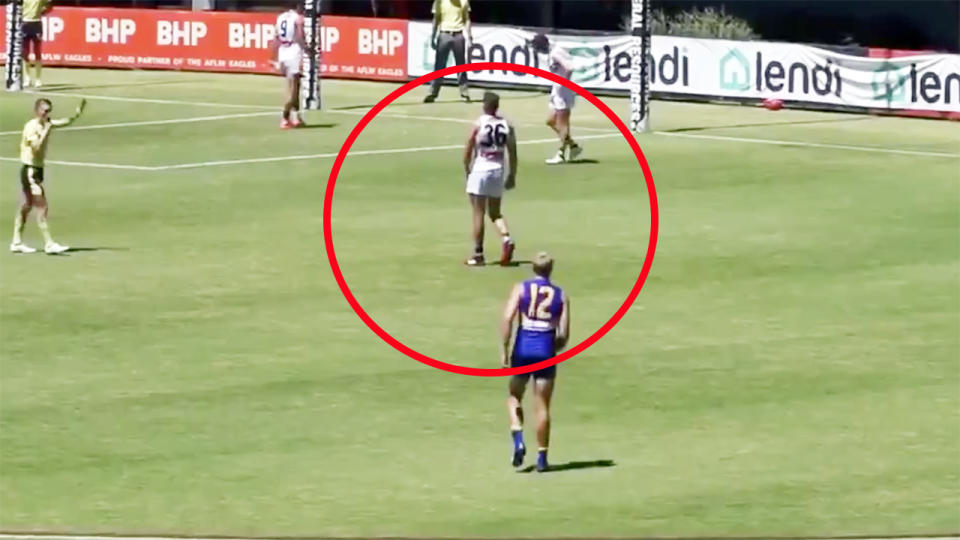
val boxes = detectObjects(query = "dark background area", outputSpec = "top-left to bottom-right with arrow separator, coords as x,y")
48,0 -> 960,51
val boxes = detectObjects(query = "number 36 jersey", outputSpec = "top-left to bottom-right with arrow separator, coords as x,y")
471,113 -> 511,173
514,277 -> 565,360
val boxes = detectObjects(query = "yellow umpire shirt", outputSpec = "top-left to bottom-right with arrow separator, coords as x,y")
22,0 -> 49,22
20,119 -> 49,168
433,0 -> 469,32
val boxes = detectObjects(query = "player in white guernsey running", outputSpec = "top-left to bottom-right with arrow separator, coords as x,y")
531,33 -> 582,164
270,2 -> 307,129
462,92 -> 518,267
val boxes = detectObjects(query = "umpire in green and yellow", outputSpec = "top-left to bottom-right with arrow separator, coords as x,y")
424,0 -> 472,103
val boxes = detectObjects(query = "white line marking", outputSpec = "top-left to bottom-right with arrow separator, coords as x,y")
0,112 -> 276,136
153,133 -> 622,171
0,157 -> 154,171
654,131 -> 959,158
0,533 -> 956,540
325,109 -> 614,132
0,133 -> 622,172
37,91 -> 275,110
18,92 -> 958,163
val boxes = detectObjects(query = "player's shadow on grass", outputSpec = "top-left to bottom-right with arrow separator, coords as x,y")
57,247 -> 130,255
299,123 -> 338,129
566,158 -> 600,165
502,260 -> 533,268
518,459 -> 616,474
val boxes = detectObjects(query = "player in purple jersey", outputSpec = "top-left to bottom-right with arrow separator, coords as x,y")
500,252 -> 571,471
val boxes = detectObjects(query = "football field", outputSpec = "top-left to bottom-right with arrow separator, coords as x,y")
1,68 -> 958,537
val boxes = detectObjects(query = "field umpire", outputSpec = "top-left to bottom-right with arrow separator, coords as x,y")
425,0 -> 472,103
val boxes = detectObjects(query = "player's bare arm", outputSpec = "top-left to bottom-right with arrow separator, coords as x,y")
295,18 -> 308,50
500,283 -> 522,367
463,3 -> 473,45
269,37 -> 281,70
556,293 -> 571,351
430,0 -> 440,48
506,124 -> 518,190
49,99 -> 86,128
463,127 -> 478,176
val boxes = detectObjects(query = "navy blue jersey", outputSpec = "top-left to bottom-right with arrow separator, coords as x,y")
513,277 -> 565,361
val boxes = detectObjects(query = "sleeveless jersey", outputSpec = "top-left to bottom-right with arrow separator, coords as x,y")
549,46 -> 573,86
514,277 -> 565,360
276,10 -> 300,46
471,113 -> 510,173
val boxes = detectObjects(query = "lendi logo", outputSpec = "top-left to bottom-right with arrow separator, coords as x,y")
719,48 -> 750,90
872,62 -> 909,102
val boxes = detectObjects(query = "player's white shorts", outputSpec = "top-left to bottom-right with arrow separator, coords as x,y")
549,85 -> 576,111
278,44 -> 303,78
466,168 -> 505,198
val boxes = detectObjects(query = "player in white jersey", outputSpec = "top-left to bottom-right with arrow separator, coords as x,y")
531,33 -> 582,165
270,3 -> 307,129
462,92 -> 518,267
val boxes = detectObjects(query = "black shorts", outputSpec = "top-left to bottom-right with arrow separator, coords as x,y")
21,165 -> 44,193
21,21 -> 42,41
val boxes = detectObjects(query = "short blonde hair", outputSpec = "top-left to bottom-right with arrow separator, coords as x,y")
532,251 -> 554,277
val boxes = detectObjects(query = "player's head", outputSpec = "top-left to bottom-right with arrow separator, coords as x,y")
34,98 -> 52,120
482,91 -> 500,114
530,33 -> 550,54
288,0 -> 302,12
532,251 -> 554,278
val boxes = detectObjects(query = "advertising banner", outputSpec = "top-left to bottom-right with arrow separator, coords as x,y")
407,21 -> 960,113
0,7 -> 408,80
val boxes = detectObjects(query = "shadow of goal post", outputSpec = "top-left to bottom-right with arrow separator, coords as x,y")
630,0 -> 651,133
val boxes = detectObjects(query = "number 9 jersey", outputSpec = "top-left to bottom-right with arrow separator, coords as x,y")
513,277 -> 566,361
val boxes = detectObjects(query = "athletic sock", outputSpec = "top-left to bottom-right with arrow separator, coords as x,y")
511,429 -> 524,448
12,214 -> 24,244
37,218 -> 53,245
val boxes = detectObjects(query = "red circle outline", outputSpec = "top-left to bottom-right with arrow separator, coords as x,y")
323,61 -> 659,377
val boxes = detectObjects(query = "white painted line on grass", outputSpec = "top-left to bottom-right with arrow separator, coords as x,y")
0,112 -> 276,136
17,92 -> 958,161
0,533 -> 957,540
325,108 -> 615,132
37,91 -> 275,111
654,131 -> 960,158
0,156 -> 154,171
154,133 -> 623,171
0,133 -> 622,172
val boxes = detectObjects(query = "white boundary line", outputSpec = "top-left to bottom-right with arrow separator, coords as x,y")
0,133 -> 622,172
654,131 -> 960,159
8,92 -> 955,168
36,91 -> 275,111
0,533 -> 956,540
0,156 -> 153,171
0,112 -> 276,136
153,133 -> 622,171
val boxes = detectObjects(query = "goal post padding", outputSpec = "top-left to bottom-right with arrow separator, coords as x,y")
301,0 -> 322,110
630,0 -> 651,133
4,2 -> 23,92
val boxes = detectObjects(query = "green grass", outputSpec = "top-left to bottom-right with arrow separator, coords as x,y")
1,68 -> 958,537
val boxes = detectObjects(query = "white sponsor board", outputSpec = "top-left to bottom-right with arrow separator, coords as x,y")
407,21 -> 960,113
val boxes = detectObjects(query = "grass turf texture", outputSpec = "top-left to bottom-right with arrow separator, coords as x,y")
0,68 -> 958,537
